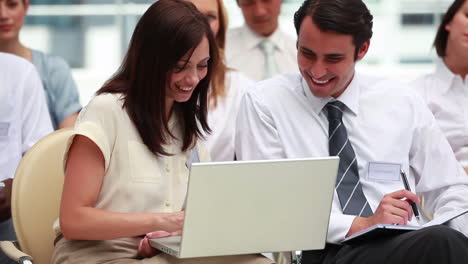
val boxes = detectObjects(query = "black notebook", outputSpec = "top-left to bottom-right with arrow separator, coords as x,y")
342,208 -> 468,244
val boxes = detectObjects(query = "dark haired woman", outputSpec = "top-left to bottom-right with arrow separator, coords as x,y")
412,0 -> 468,174
51,0 -> 271,263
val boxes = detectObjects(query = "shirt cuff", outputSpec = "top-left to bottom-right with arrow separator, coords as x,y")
327,213 -> 357,244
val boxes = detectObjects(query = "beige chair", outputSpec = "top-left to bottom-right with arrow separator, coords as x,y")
0,128 -> 74,264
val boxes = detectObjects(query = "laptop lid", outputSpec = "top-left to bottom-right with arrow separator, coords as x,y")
174,157 -> 338,258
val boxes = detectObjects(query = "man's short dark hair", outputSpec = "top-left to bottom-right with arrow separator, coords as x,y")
294,0 -> 373,58
434,0 -> 465,57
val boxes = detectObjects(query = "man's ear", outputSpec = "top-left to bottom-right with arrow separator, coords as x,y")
357,40 -> 370,61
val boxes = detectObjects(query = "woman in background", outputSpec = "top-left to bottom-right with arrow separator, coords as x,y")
51,1 -> 271,263
411,0 -> 468,174
188,0 -> 254,161
0,0 -> 81,129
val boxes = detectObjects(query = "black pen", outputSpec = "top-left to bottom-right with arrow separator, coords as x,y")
400,168 -> 420,221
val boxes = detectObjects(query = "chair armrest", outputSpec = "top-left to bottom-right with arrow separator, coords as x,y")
0,241 -> 33,264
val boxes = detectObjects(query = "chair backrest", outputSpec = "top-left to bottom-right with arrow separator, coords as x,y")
11,128 -> 74,264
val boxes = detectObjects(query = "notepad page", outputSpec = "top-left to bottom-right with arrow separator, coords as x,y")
422,208 -> 468,227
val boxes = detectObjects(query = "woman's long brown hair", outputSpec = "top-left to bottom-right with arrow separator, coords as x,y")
98,0 -> 219,156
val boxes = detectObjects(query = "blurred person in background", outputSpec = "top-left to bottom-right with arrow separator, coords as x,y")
0,0 -> 82,129
411,0 -> 468,175
184,0 -> 254,161
51,1 -> 272,263
0,52 -> 53,264
226,0 -> 297,81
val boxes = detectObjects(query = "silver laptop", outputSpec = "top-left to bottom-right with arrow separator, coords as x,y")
150,157 -> 339,258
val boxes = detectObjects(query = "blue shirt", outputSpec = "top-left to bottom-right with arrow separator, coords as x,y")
31,49 -> 82,129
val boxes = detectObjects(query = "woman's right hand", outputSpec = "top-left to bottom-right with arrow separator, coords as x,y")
138,229 -> 183,258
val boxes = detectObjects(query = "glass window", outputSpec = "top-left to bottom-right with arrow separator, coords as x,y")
401,13 -> 435,25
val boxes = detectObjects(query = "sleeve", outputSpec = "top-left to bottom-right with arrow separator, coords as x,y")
21,65 -> 54,155
327,209 -> 357,244
47,55 -> 82,124
67,95 -> 117,171
408,92 -> 468,236
235,90 -> 285,160
0,62 -> 53,181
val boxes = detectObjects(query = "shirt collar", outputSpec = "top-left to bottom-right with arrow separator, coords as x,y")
435,58 -> 457,94
301,72 -> 361,116
241,24 -> 289,52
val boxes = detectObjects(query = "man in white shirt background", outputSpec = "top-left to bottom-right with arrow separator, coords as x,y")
226,0 -> 297,81
0,52 -> 53,264
235,0 -> 468,263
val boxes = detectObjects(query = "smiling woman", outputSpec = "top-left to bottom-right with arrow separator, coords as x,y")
167,37 -> 210,109
50,0 -> 272,263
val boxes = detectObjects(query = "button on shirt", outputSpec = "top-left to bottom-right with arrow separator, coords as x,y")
411,59 -> 468,168
226,25 -> 298,81
235,72 -> 468,243
0,53 -> 53,182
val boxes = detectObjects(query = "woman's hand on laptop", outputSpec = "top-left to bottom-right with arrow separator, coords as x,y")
138,230 -> 182,258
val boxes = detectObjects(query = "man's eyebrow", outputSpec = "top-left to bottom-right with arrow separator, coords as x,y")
299,47 -> 345,58
325,53 -> 345,58
299,46 -> 316,55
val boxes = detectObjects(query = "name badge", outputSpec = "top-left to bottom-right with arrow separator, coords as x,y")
0,122 -> 10,137
185,146 -> 200,169
368,161 -> 401,182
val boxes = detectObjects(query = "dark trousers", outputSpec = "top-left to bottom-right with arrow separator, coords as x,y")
302,225 -> 468,264
0,218 -> 17,264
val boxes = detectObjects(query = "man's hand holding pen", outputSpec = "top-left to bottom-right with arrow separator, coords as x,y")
367,189 -> 420,226
346,190 -> 420,237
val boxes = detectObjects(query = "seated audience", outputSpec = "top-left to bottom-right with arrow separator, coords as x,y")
0,0 -> 82,129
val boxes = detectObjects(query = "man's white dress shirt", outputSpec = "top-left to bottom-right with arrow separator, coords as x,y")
0,53 -> 53,182
205,71 -> 253,161
226,25 -> 298,81
235,72 -> 468,243
411,59 -> 468,168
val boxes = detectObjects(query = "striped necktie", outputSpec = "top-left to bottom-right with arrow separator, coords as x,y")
326,101 -> 373,217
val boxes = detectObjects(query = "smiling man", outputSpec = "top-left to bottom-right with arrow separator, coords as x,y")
235,0 -> 468,263
226,0 -> 297,81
